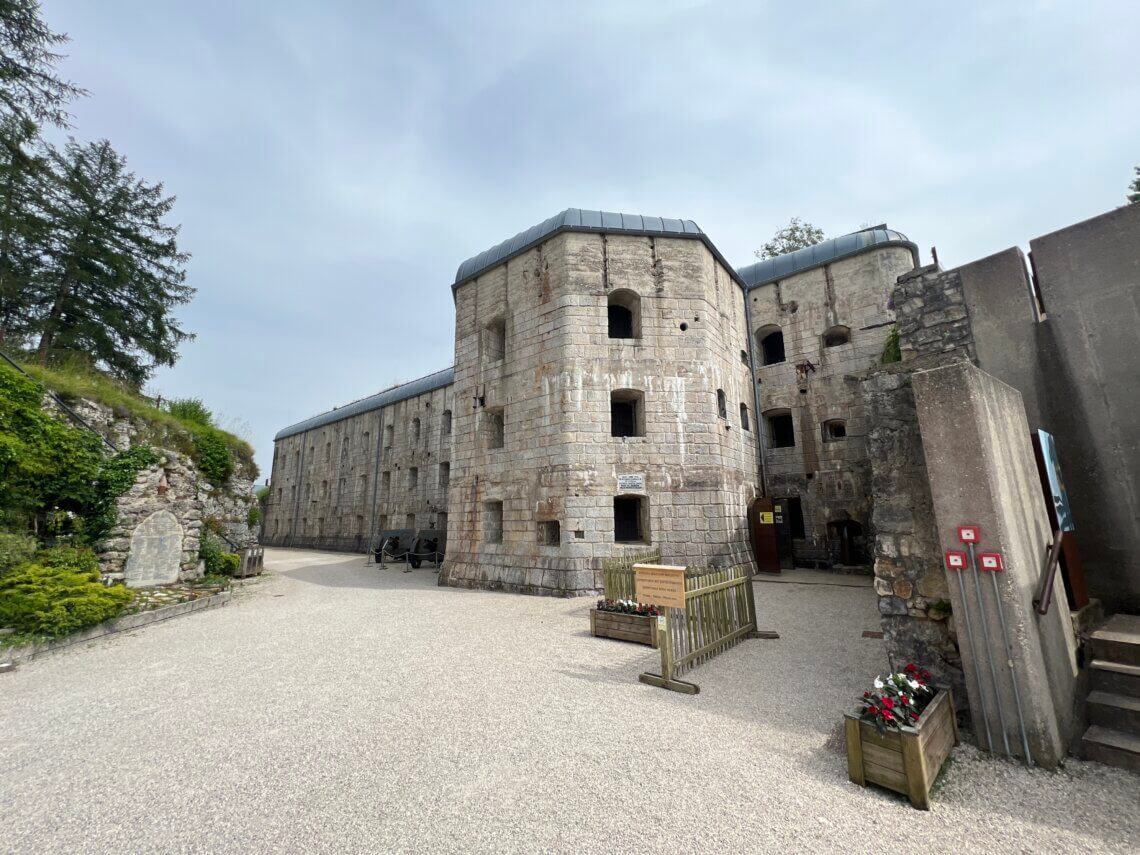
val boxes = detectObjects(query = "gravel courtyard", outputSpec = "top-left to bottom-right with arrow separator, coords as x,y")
2,549 -> 1137,854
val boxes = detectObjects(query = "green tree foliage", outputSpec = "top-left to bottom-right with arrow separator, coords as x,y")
0,116 -> 50,344
0,529 -> 34,573
755,217 -> 826,260
31,139 -> 193,387
166,397 -> 213,427
1129,166 -> 1139,205
0,0 -> 85,129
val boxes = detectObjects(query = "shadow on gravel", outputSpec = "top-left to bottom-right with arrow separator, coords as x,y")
277,561 -> 452,591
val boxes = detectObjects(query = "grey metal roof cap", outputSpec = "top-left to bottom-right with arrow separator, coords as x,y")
274,366 -> 454,441
453,208 -> 707,288
736,225 -> 918,289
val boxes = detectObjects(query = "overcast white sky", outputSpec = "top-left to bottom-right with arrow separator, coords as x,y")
43,0 -> 1140,477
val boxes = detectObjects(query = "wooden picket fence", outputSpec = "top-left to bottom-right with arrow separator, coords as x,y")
639,565 -> 759,694
601,550 -> 661,600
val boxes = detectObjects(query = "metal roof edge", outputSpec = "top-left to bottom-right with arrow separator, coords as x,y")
273,366 -> 455,441
451,208 -> 745,292
736,227 -> 920,290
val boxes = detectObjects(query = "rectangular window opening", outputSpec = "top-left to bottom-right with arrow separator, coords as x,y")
538,520 -> 561,546
483,500 -> 503,544
614,496 -> 648,543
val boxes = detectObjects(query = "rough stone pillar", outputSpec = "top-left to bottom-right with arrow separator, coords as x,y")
911,361 -> 1078,767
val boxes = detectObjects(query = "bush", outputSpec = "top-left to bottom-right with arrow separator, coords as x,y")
219,552 -> 240,576
0,560 -> 132,637
0,532 -> 37,575
193,427 -> 234,485
246,506 -> 260,527
35,545 -> 101,574
881,326 -> 901,364
198,531 -> 225,574
166,398 -> 214,427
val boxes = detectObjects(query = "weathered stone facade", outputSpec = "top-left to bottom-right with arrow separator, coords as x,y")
744,244 -> 917,565
442,230 -> 758,595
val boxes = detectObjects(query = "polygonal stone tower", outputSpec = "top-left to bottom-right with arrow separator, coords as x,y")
441,209 -> 759,596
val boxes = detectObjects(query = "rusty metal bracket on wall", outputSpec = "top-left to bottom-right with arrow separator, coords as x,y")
1033,530 -> 1064,615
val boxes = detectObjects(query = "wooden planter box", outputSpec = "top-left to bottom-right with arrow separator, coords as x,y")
590,609 -> 659,648
844,688 -> 958,810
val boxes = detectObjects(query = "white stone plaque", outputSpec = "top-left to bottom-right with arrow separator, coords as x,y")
123,510 -> 184,588
617,474 -> 645,492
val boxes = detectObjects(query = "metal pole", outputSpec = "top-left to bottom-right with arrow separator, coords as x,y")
969,543 -> 1011,758
989,568 -> 1034,766
953,567 -> 994,753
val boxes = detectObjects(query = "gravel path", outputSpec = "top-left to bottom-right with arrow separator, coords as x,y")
2,550 -> 1137,854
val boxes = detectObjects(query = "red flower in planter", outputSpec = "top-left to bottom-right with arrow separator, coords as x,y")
911,711 -> 920,721
882,697 -> 895,710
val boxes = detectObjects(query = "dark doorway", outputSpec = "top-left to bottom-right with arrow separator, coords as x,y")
828,519 -> 865,565
761,330 -> 786,365
774,497 -> 804,570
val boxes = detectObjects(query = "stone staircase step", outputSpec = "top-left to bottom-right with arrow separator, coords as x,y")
1089,614 -> 1140,667
1081,725 -> 1140,774
1091,659 -> 1140,698
1087,690 -> 1140,734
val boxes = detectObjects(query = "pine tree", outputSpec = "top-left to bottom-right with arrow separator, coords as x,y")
0,115 -> 50,343
0,0 -> 85,128
32,139 -> 193,387
755,217 -> 826,260
1128,166 -> 1140,205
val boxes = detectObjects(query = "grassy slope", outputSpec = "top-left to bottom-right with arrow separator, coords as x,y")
15,360 -> 257,480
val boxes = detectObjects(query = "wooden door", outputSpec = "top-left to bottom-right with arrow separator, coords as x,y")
748,496 -> 780,574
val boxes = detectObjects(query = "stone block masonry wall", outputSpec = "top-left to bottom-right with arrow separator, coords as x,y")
442,230 -> 759,597
262,380 -> 454,552
863,364 -> 963,698
890,264 -> 975,362
748,246 -> 916,563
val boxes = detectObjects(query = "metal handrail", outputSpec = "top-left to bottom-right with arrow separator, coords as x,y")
1033,530 -> 1064,615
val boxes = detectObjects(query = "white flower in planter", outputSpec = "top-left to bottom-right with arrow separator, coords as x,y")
873,677 -> 885,690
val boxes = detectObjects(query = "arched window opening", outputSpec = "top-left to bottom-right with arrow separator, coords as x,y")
610,389 -> 646,438
756,325 -> 786,365
607,289 -> 641,339
765,408 -> 795,448
441,410 -> 452,436
828,519 -> 866,565
822,419 -> 847,442
716,389 -> 727,419
740,403 -> 750,431
823,325 -> 851,347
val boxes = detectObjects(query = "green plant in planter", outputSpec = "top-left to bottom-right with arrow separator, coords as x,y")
219,553 -> 240,576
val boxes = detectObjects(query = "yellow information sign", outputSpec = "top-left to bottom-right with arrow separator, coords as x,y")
759,511 -> 774,524
633,563 -> 687,610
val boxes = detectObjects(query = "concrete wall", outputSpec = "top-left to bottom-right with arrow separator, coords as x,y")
262,380 -> 455,551
748,246 -> 916,564
442,231 -> 759,596
913,362 -> 1078,766
1026,205 -> 1140,611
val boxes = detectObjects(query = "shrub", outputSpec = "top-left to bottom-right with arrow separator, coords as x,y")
86,446 -> 159,542
35,545 -> 101,574
219,552 -> 240,576
166,398 -> 214,427
0,532 -> 37,575
198,531 -> 225,574
0,561 -> 132,637
246,506 -> 260,527
193,427 -> 234,485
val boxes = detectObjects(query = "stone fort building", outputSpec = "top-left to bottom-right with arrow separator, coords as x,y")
264,204 -> 1140,617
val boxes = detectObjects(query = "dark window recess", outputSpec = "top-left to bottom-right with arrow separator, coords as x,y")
740,403 -> 750,431
610,390 -> 644,438
760,330 -> 786,365
823,419 -> 847,441
823,326 -> 851,347
740,349 -> 749,365
484,409 -> 504,449
768,413 -> 795,448
716,389 -> 727,419
538,520 -> 561,546
608,304 -> 633,338
614,496 -> 645,543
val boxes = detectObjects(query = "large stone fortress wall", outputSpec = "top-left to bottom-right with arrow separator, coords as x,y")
740,233 -> 918,565
262,369 -> 454,552
441,223 -> 759,595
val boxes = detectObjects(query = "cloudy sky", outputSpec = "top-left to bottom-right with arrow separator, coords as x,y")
43,0 -> 1139,477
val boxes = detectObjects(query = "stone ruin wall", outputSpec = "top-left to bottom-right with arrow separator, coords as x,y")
45,396 -> 258,585
863,263 -> 977,697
